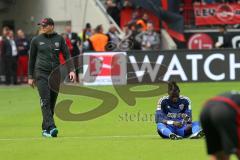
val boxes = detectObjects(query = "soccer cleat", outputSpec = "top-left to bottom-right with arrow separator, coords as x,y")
49,128 -> 58,137
42,130 -> 52,138
169,133 -> 183,140
189,130 -> 205,139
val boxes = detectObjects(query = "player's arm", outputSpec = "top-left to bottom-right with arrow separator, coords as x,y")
28,38 -> 38,88
181,97 -> 192,123
155,98 -> 171,124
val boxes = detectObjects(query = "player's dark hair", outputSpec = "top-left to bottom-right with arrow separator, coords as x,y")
168,81 -> 180,92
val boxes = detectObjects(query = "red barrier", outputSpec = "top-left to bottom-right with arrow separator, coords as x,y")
194,3 -> 240,26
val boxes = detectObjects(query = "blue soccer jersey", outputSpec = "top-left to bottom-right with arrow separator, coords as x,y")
155,96 -> 192,124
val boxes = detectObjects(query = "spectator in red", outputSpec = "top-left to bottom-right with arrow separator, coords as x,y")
16,29 -> 29,83
59,33 -> 73,64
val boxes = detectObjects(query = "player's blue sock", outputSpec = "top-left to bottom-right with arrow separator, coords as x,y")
188,121 -> 204,139
192,121 -> 202,134
157,123 -> 173,137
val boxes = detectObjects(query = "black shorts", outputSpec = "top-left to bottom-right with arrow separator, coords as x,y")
200,100 -> 239,155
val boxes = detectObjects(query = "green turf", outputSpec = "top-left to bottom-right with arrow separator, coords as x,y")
0,82 -> 239,160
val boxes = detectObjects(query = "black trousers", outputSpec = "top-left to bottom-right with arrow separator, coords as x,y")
200,101 -> 238,155
72,51 -> 81,81
35,71 -> 59,131
5,56 -> 18,84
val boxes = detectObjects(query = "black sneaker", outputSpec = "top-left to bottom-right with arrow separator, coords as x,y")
49,128 -> 58,137
169,133 -> 183,140
42,130 -> 52,138
189,130 -> 205,139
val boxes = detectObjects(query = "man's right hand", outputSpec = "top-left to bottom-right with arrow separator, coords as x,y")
173,121 -> 183,128
28,79 -> 35,88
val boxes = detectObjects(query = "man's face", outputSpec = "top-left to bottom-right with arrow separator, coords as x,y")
110,26 -> 116,33
143,14 -> 149,21
3,27 -> 10,36
147,23 -> 153,31
41,25 -> 54,34
17,30 -> 25,38
9,31 -> 14,39
65,26 -> 71,33
168,89 -> 180,103
62,34 -> 67,39
99,26 -> 104,33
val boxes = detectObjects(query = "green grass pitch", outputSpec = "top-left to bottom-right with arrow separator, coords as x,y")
0,82 -> 239,160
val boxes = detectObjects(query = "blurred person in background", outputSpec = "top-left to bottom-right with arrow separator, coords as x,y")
80,23 -> 92,43
129,10 -> 139,25
136,13 -> 149,32
89,25 -> 109,52
3,29 -> 18,85
106,0 -> 120,25
65,25 -> 81,82
59,33 -> 73,64
16,29 -> 30,83
80,23 -> 93,51
106,25 -> 121,51
2,27 -> 12,85
127,23 -> 141,50
0,35 -> 3,83
122,0 -> 132,8
135,22 -> 160,50
119,24 -> 133,50
215,26 -> 231,49
65,25 -> 81,57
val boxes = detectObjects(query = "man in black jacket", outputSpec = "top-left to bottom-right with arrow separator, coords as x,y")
2,27 -> 16,85
28,18 -> 76,138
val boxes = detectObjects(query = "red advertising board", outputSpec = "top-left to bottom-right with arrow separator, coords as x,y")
194,3 -> 240,25
83,52 -> 127,86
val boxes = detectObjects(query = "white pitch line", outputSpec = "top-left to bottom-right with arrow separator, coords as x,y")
0,135 -> 158,141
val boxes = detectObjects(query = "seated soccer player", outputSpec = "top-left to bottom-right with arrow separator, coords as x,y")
155,81 -> 204,140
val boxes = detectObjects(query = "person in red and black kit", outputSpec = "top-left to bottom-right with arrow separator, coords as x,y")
59,33 -> 73,64
16,29 -> 30,83
200,91 -> 240,160
65,25 -> 81,81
